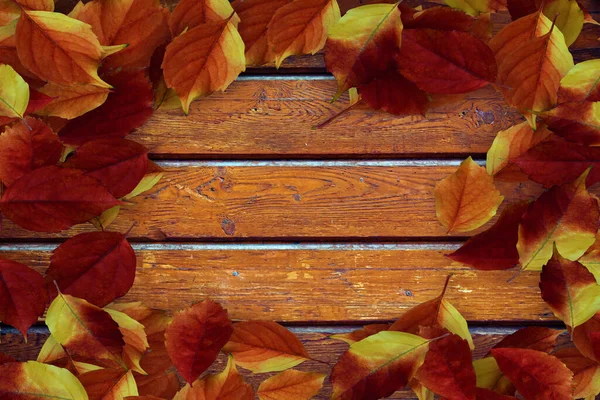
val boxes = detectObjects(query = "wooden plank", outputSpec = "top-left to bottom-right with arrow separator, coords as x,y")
0,326 -> 569,399
0,163 -> 547,241
1,244 -> 553,323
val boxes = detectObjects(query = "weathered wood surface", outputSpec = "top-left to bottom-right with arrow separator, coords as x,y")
0,163 -> 547,241
1,244 -> 551,323
0,326 -> 570,399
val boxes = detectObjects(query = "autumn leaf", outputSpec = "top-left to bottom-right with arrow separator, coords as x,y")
15,11 -> 111,87
0,361 -> 89,399
0,21 -> 40,83
222,320 -> 310,373
448,202 -> 529,271
554,346 -> 600,399
324,3 -> 403,97
435,157 -> 504,233
473,357 -> 514,396
36,83 -> 110,119
0,0 -> 21,25
572,311 -> 600,362
491,348 -> 573,400
445,0 -> 489,16
403,6 -> 474,31
579,234 -> 600,283
106,308 -> 149,374
0,258 -> 47,336
165,299 -> 233,384
540,101 -> 600,146
79,369 -> 138,399
162,18 -> 245,114
58,70 -> 154,146
414,334 -> 476,400
70,0 -> 170,70
63,138 -> 149,198
169,0 -> 237,37
490,326 -> 562,354
0,352 -> 16,365
410,379 -> 435,400
0,166 -> 120,232
558,59 -> 600,102
544,0 -> 584,46
46,292 -> 126,368
517,169 -> 599,271
0,87 -> 53,127
0,117 -> 63,186
486,121 -> 552,177
234,0 -> 291,66
396,29 -> 497,94
475,388 -> 517,400
330,331 -> 429,400
173,355 -> 253,400
257,370 -> 325,400
0,63 -> 28,118
331,323 -> 391,345
123,161 -> 164,200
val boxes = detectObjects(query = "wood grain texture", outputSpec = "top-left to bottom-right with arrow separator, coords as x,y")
0,326 -> 572,399
0,163 -> 548,241
2,245 -> 552,323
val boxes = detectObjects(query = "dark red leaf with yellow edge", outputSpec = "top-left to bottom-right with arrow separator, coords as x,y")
0,258 -> 47,336
330,331 -> 429,400
165,298 -> 233,384
475,388 -> 518,400
517,169 -> 600,271
396,29 -> 496,94
358,68 -> 430,116
331,323 -> 391,345
0,166 -> 120,232
540,101 -> 600,146
490,326 -> 562,354
0,117 -> 63,186
514,135 -> 600,188
415,334 -> 476,400
491,348 -> 573,400
45,231 -> 136,307
58,70 -> 154,146
554,346 -> 600,399
63,138 -> 149,198
573,312 -> 600,361
448,202 -> 529,271
222,320 -> 310,373
169,0 -> 237,37
79,369 -> 137,400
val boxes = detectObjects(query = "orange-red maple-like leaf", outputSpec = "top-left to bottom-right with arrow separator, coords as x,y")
517,170 -> 599,271
79,368 -> 138,399
222,320 -> 310,373
0,166 -> 120,232
435,157 -> 504,233
0,117 -> 63,186
540,101 -> 600,146
45,231 -> 136,307
0,258 -> 47,336
448,202 -> 529,270
168,0 -> 237,37
162,19 -> 245,114
165,299 -> 233,384
491,348 -> 573,400
490,326 -> 562,354
554,346 -> 600,399
63,138 -> 149,198
257,369 -> 325,400
268,0 -> 340,68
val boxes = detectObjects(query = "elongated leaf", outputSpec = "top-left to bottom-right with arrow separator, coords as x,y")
165,299 -> 233,384
106,308 -> 149,374
36,82 -> 110,119
331,323 -> 391,345
435,156 -> 504,233
0,361 -> 88,399
330,331 -> 429,400
79,369 -> 138,400
0,258 -> 47,336
558,59 -> 600,102
222,320 -> 310,373
257,370 -> 325,400
0,63 -> 28,118
554,347 -> 600,399
540,101 -> 600,146
517,169 -> 599,271
123,161 -> 164,200
0,117 -> 63,186
0,166 -> 120,232
169,0 -> 236,37
268,0 -> 340,68
490,326 -> 561,354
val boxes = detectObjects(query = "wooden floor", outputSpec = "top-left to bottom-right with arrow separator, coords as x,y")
1,1 -> 599,398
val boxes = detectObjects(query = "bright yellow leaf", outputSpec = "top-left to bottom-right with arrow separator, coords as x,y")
0,64 -> 29,118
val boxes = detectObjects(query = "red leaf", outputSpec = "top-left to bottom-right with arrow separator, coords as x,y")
490,327 -> 562,354
0,353 -> 16,365
165,299 -> 233,384
0,258 -> 47,336
0,117 -> 63,186
45,231 -> 136,307
0,166 -> 120,232
475,388 -> 518,400
396,29 -> 496,94
403,7 -> 474,31
63,138 -> 149,198
58,70 -> 154,146
573,312 -> 600,361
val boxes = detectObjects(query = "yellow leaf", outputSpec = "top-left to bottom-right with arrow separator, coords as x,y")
37,83 -> 110,119
544,0 -> 584,46
123,161 -> 164,200
106,308 -> 149,375
445,0 -> 488,16
558,59 -> 600,103
90,205 -> 121,230
473,357 -> 514,394
0,64 -> 29,118
37,334 -> 67,363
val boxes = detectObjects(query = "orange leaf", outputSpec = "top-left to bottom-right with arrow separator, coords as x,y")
435,157 -> 504,233
169,0 -> 237,37
491,348 -> 573,400
165,299 -> 233,384
267,0 -> 340,68
257,369 -> 325,400
0,0 -> 53,25
70,0 -> 170,70
572,311 -> 600,361
331,323 -> 391,345
105,308 -> 149,374
540,101 -> 600,146
554,346 -> 600,399
558,59 -> 600,103
475,388 -> 517,400
36,82 -> 110,119
173,355 -> 253,400
234,0 -> 291,66
162,18 -> 245,114
15,11 -> 111,87
0,21 -> 40,81
222,320 -> 310,373
79,369 -> 138,400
